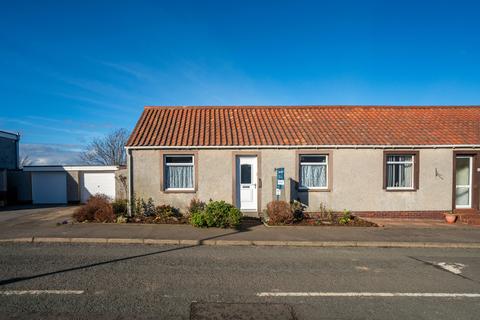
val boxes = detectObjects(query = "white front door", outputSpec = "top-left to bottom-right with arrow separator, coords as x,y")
236,156 -> 258,211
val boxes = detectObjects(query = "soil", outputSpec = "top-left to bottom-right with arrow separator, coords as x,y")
266,215 -> 378,227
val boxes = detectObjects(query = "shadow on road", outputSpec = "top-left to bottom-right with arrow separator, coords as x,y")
0,219 -> 259,287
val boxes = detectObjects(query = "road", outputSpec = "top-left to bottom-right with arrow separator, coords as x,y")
0,243 -> 479,319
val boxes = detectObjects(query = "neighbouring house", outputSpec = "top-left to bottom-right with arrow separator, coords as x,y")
125,106 -> 480,220
0,130 -> 20,206
11,165 -> 125,205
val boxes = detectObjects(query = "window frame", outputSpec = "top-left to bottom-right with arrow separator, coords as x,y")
160,151 -> 198,193
383,150 -> 419,192
296,151 -> 332,192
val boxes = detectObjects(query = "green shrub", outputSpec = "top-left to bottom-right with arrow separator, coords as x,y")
338,209 -> 352,225
190,200 -> 241,228
112,199 -> 128,217
190,211 -> 208,227
143,198 -> 156,217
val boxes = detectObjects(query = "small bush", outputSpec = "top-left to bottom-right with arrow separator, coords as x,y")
73,194 -> 112,222
112,199 -> 128,217
338,209 -> 352,225
190,200 -> 241,228
143,198 -> 156,217
265,200 -> 294,224
187,198 -> 206,215
190,211 -> 208,227
155,205 -> 181,219
93,206 -> 115,222
290,200 -> 305,221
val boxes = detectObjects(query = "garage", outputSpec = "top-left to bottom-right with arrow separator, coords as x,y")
81,172 -> 116,203
24,165 -> 120,204
31,171 -> 67,204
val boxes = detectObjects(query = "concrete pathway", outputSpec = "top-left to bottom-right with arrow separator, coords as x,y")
0,206 -> 479,248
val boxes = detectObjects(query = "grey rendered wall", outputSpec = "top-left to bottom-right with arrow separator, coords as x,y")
0,137 -> 17,170
115,168 -> 128,200
131,148 -> 454,214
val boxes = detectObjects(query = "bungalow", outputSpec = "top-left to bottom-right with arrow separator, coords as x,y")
125,106 -> 480,220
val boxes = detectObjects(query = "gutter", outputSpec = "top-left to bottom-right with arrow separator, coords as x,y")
125,144 -> 480,150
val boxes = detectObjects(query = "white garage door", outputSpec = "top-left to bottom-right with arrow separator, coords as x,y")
32,172 -> 67,204
81,172 -> 116,203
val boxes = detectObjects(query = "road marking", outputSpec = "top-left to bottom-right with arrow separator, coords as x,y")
257,292 -> 480,298
436,262 -> 465,275
0,290 -> 84,296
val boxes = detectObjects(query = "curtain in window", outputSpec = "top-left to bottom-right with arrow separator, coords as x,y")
301,165 -> 326,188
166,166 -> 193,189
387,163 -> 412,187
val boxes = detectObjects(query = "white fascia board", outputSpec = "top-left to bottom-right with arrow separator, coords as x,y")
23,165 -> 119,172
125,144 -> 480,150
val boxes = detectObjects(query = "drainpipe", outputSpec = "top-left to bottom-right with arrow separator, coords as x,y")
127,148 -> 133,217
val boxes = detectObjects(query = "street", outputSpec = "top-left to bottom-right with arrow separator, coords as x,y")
0,243 -> 479,319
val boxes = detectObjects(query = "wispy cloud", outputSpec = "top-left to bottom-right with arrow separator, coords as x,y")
20,143 -> 84,165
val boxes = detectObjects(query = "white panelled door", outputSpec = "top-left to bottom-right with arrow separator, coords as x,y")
236,156 -> 258,211
81,172 -> 116,203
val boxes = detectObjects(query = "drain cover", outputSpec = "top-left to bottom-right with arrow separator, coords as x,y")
190,302 -> 295,320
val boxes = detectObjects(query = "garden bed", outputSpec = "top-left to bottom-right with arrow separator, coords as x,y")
266,214 -> 377,227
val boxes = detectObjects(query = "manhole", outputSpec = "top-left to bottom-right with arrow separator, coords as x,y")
190,302 -> 295,320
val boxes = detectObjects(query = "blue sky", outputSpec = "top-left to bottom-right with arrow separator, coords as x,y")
1,0 -> 479,164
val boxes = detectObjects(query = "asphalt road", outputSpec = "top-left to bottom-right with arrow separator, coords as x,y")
0,243 -> 479,319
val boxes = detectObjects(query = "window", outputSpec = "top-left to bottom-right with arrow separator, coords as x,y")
455,156 -> 472,208
386,155 -> 414,189
240,164 -> 252,184
299,155 -> 328,189
164,155 -> 194,190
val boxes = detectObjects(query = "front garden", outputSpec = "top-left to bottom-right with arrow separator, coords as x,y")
72,195 -> 376,228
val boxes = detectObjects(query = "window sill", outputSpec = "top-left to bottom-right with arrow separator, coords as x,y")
298,188 -> 330,192
163,189 -> 196,194
385,188 -> 417,192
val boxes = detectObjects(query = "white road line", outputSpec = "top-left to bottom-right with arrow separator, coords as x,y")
257,292 -> 480,298
0,290 -> 84,296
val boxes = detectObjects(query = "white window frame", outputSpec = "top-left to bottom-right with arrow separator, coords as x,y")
164,155 -> 195,191
455,156 -> 472,209
386,155 -> 415,190
299,154 -> 328,190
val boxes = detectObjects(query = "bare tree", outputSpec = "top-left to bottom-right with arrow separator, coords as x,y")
81,128 -> 129,166
19,153 -> 33,168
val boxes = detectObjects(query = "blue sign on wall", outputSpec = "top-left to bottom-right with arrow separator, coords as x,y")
276,167 -> 285,190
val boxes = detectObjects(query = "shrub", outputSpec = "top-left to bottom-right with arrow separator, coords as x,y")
190,211 -> 208,227
112,199 -> 128,217
190,200 -> 241,228
143,198 -> 156,217
187,198 -> 206,215
93,205 -> 115,222
73,194 -> 112,222
265,200 -> 294,224
290,200 -> 305,221
338,209 -> 352,225
155,205 -> 181,219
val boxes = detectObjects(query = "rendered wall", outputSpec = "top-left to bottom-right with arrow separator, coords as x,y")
131,148 -> 455,215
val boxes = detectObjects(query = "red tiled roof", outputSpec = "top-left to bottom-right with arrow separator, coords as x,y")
126,106 -> 480,147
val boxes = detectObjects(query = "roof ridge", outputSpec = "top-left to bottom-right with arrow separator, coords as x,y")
144,105 -> 480,110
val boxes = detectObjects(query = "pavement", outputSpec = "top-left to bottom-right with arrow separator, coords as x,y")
1,206 -> 480,248
1,243 -> 480,319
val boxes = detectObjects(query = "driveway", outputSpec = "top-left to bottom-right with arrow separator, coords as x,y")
0,206 -> 77,227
